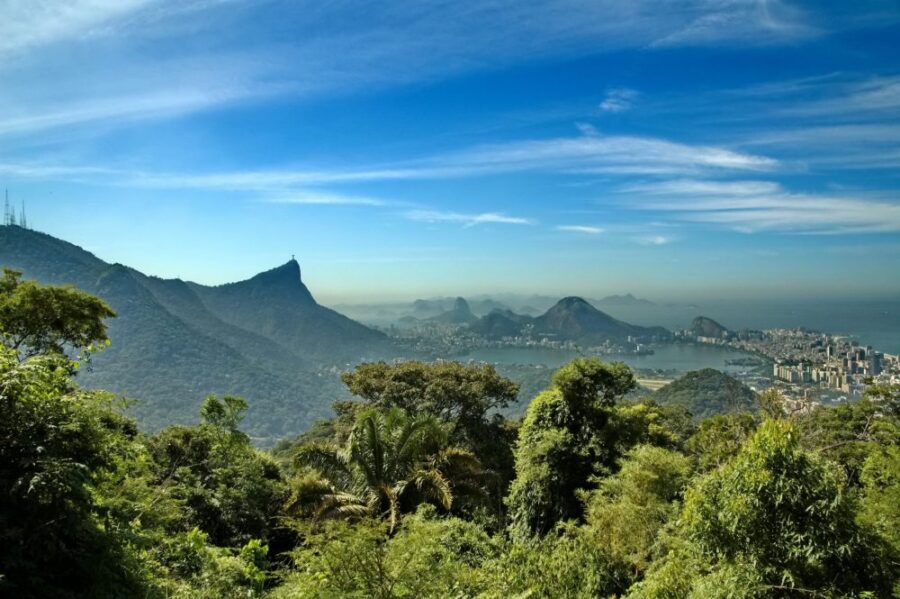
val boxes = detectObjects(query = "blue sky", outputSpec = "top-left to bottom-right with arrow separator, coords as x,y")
1,0 -> 899,302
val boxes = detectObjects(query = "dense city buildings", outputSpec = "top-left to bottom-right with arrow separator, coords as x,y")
678,325 -> 899,400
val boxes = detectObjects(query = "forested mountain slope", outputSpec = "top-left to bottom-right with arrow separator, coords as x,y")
0,225 -> 394,440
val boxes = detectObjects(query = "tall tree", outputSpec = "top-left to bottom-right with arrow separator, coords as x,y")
291,408 -> 486,533
506,358 -> 636,538
341,360 -> 520,516
0,347 -> 144,598
0,268 -> 115,359
341,360 -> 518,441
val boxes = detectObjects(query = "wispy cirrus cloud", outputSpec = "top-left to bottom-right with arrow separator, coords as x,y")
264,192 -> 388,207
403,210 -> 534,227
0,0 -> 152,56
635,234 -> 674,245
0,0 -> 831,138
599,88 -> 638,113
438,133 -> 777,175
0,130 -> 778,188
623,178 -> 900,234
650,0 -> 816,47
557,225 -> 604,234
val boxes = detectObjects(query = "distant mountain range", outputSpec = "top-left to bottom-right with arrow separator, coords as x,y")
0,225 -> 394,440
411,297 -> 514,318
470,296 -> 670,343
408,293 -> 654,317
689,316 -> 729,338
594,293 -> 656,307
426,297 -> 478,325
0,226 -> 676,438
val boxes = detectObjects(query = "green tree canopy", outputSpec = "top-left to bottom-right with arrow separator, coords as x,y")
0,268 -> 115,358
585,444 -> 692,582
796,397 -> 900,485
291,407 -> 487,533
341,360 -> 518,438
146,400 -> 287,548
340,360 -> 520,518
858,444 -> 900,558
506,358 -> 637,538
632,419 -> 896,598
0,347 -> 143,597
685,411 -> 757,472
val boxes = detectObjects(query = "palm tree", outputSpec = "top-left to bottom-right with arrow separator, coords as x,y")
289,407 -> 486,532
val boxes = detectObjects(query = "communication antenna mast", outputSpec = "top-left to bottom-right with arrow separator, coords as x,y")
3,189 -> 8,226
20,199 -> 26,229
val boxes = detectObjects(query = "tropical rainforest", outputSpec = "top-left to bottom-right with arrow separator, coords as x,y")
2,271 -> 898,598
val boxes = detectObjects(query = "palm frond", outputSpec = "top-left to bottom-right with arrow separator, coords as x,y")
374,483 -> 401,534
284,474 -> 334,516
411,467 -> 453,510
294,443 -> 353,489
349,412 -> 383,486
315,495 -> 371,523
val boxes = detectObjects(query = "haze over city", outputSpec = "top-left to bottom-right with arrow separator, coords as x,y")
2,1 -> 899,302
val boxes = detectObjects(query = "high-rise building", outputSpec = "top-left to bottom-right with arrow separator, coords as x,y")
870,352 -> 883,376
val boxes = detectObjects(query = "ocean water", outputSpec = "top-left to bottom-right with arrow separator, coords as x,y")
465,344 -> 753,373
598,299 -> 900,355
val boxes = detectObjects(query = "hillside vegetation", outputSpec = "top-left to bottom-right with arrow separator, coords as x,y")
652,368 -> 758,420
2,273 -> 898,598
0,225 -> 396,440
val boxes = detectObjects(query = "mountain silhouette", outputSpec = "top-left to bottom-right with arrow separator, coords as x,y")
0,225 -> 392,441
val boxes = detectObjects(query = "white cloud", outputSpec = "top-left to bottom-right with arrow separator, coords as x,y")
599,88 -> 638,113
264,192 -> 387,206
557,225 -> 604,234
446,134 -> 777,174
651,0 -> 817,47
623,179 -> 782,196
575,122 -> 599,136
403,210 -> 534,227
622,178 -> 900,234
0,130 -> 778,192
635,235 -> 674,245
0,0 -> 151,56
0,0 -> 825,137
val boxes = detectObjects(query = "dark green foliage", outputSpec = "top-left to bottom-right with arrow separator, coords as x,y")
2,268 -> 898,598
290,408 -> 487,531
506,358 -> 638,537
797,397 -> 900,485
341,360 -> 518,441
481,523 -> 632,598
864,383 -> 900,415
651,368 -> 758,420
858,445 -> 900,557
341,360 -> 520,513
146,401 -> 288,547
686,411 -> 757,471
0,268 -> 116,358
0,349 -> 144,598
633,419 -> 897,597
274,510 -> 496,598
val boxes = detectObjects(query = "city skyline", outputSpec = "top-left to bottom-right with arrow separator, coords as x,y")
2,1 -> 899,301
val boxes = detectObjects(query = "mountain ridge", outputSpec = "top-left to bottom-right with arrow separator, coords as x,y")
0,225 -> 392,439
468,296 -> 669,342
